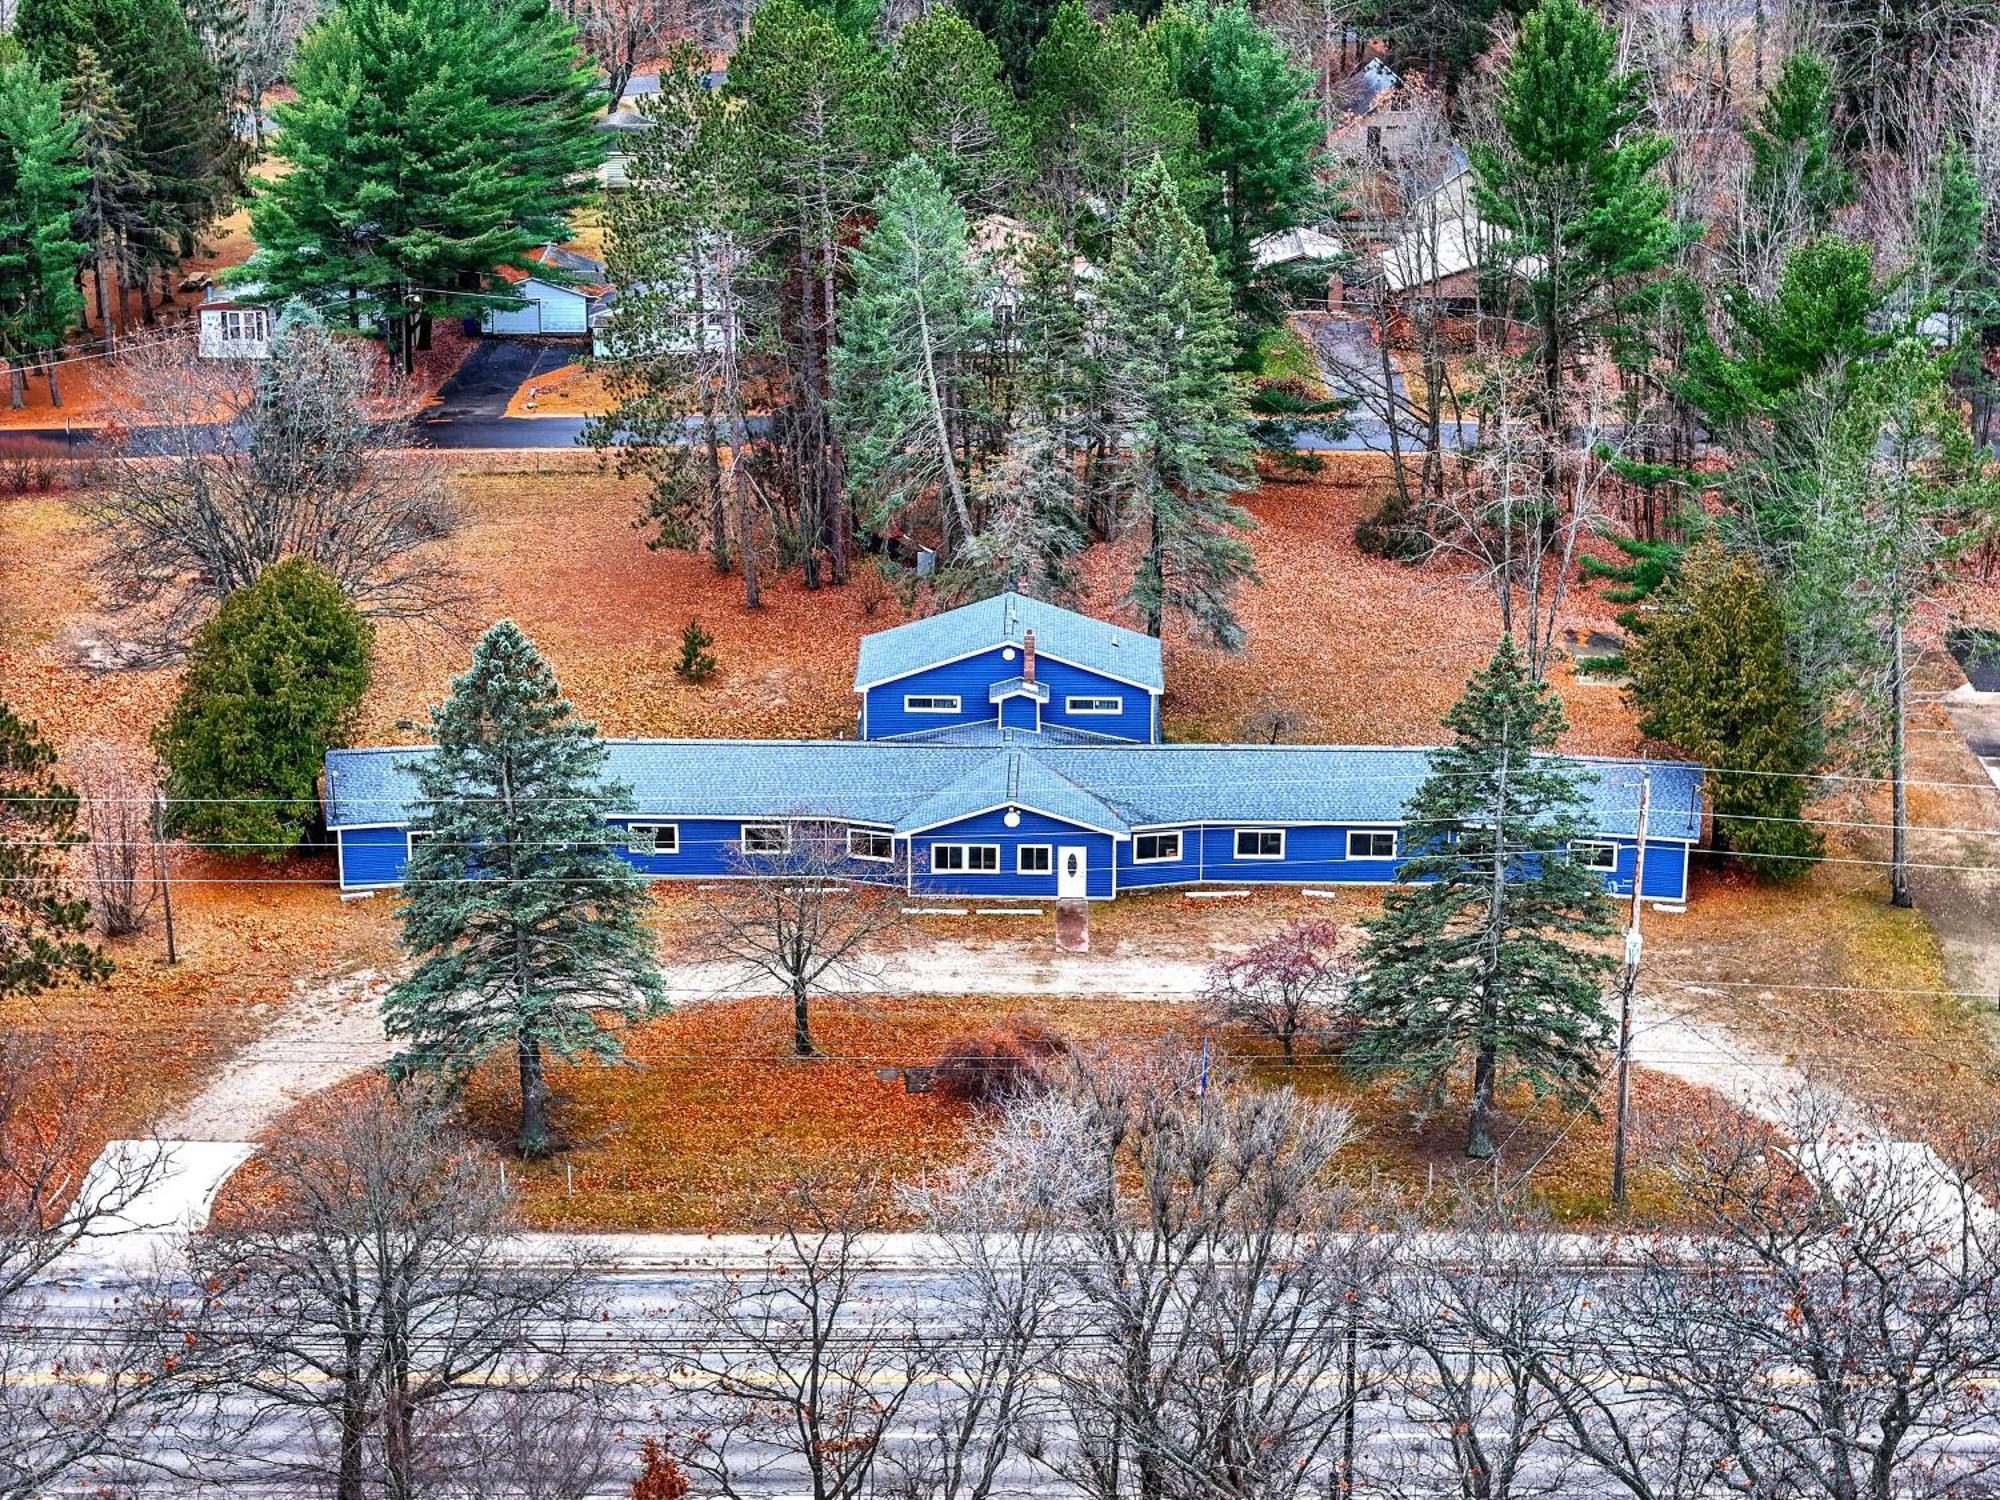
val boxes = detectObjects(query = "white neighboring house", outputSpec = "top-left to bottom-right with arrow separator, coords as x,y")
482,244 -> 611,338
197,282 -> 273,359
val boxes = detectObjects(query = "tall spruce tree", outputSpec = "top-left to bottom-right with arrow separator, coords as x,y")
0,54 -> 87,408
384,622 -> 667,1157
249,0 -> 602,370
831,154 -> 993,559
1628,541 -> 1821,880
1472,0 -> 1680,442
0,699 -> 108,1001
1103,156 -> 1255,645
1347,637 -> 1619,1159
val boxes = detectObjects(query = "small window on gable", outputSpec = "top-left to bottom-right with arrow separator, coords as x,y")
1066,695 -> 1123,715
904,694 -> 961,714
1346,828 -> 1397,860
742,823 -> 790,854
1134,831 -> 1182,863
1018,845 -> 1052,874
1570,840 -> 1619,872
848,828 -> 894,863
627,823 -> 678,856
1235,828 -> 1285,860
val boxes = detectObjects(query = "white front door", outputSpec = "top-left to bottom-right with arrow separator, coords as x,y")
1057,845 -> 1088,899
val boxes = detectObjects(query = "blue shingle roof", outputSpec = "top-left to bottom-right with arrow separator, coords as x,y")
853,591 -> 1165,694
325,739 -> 1701,842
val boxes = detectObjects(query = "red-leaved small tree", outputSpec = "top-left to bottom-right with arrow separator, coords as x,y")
1200,919 -> 1352,1066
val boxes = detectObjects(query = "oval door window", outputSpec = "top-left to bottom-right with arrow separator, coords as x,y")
1065,852 -> 1079,878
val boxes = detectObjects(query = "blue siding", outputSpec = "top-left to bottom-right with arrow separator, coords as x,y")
911,807 -> 1115,899
999,694 -> 1041,732
866,647 -> 1156,742
339,825 -> 414,888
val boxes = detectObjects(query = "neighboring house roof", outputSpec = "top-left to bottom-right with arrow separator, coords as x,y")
1333,56 -> 1400,119
1376,154 -> 1547,294
853,591 -> 1165,694
598,108 -> 651,132
1251,228 -> 1347,268
325,739 -> 1702,843
969,213 -> 1100,287
496,243 -> 612,299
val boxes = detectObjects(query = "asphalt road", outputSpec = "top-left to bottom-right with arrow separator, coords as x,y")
0,410 -> 1475,455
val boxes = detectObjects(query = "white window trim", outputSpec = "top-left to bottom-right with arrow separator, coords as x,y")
847,827 -> 895,863
1569,839 -> 1619,872
1017,844 -> 1053,874
903,694 -> 962,714
1065,695 -> 1124,715
932,842 -> 1000,873
406,829 -> 433,855
1345,828 -> 1397,860
1235,828 -> 1286,861
1134,830 -> 1183,864
626,822 -> 678,855
741,823 -> 792,854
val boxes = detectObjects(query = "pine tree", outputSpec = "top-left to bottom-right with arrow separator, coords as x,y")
249,0 -> 602,370
892,7 -> 1028,214
154,557 -> 374,860
1154,0 -> 1329,315
0,54 -> 87,408
963,423 -> 1084,597
1472,0 -> 1680,438
1347,637 -> 1620,1159
590,43 -> 761,602
0,698 -> 108,1001
1628,540 -> 1821,879
384,622 -> 666,1157
958,0 -> 1065,90
1743,50 -> 1852,244
831,154 -> 993,558
1025,1 -> 1204,251
61,47 -> 148,347
727,0 -> 896,588
1103,156 -> 1255,645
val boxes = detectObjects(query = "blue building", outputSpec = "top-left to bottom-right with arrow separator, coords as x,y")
325,592 -> 1703,903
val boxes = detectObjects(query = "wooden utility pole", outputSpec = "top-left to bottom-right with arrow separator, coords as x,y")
1610,773 -> 1650,1207
153,791 -> 177,965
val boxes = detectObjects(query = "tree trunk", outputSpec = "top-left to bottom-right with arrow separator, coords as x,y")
44,355 -> 60,407
717,244 -> 760,609
1467,1041 -> 1498,1159
7,365 -> 23,410
793,979 -> 815,1057
1890,616 -> 1911,908
139,271 -> 155,326
518,1033 -> 552,1155
336,1349 -> 368,1500
93,257 -> 114,357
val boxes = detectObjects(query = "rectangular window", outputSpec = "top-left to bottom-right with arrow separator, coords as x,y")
1346,828 -> 1397,860
405,829 -> 433,857
1235,828 -> 1285,860
1134,831 -> 1182,864
903,694 -> 962,714
931,843 -> 999,873
1570,840 -> 1619,872
1017,845 -> 1052,874
626,823 -> 679,855
848,828 -> 894,863
1065,695 -> 1124,715
741,823 -> 790,854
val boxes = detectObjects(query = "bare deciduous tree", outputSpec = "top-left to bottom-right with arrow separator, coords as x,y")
976,1054 -> 1371,1500
559,0 -> 687,105
0,1033 -> 209,1500
666,1179 -> 925,1500
73,754 -> 156,937
688,820 -> 899,1056
195,1081 -> 608,1500
81,316 -> 463,660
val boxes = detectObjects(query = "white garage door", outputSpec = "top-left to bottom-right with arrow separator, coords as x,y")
484,280 -> 588,335
535,291 -> 588,334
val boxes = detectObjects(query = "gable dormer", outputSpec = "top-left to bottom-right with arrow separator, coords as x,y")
852,592 -> 1163,744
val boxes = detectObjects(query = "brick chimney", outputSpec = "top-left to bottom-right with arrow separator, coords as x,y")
1022,628 -> 1037,684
